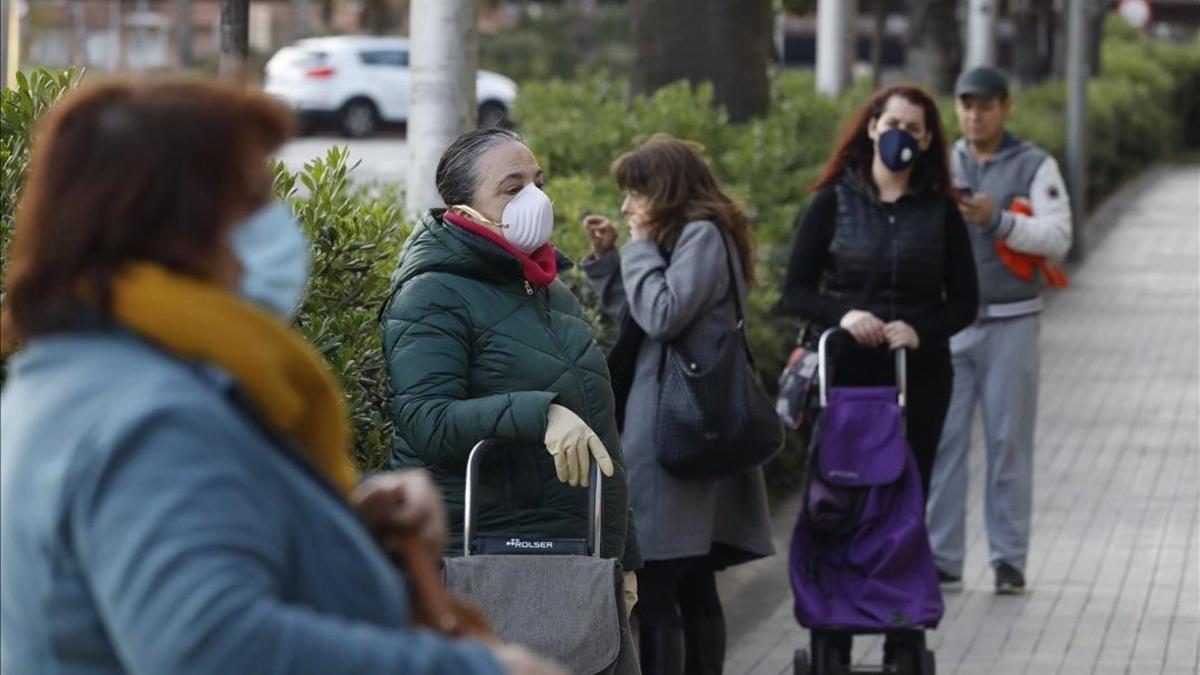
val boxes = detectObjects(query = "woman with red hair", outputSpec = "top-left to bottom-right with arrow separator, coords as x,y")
781,85 -> 979,497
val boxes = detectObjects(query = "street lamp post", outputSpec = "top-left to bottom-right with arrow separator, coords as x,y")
2,0 -> 17,89
1066,0 -> 1089,260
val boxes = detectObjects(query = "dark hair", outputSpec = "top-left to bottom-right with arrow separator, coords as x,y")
611,134 -> 756,285
1,79 -> 294,349
435,127 -> 525,207
811,85 -> 953,198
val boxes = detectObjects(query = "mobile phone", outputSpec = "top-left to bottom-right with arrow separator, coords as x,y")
954,185 -> 973,199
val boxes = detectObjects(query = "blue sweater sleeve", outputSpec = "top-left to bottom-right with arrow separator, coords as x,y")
67,405 -> 504,675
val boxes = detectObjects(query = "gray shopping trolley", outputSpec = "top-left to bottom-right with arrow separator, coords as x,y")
442,439 -> 641,675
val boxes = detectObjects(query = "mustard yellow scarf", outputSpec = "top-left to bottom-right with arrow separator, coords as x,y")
109,263 -> 357,495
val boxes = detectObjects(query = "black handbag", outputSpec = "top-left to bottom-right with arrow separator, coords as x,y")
653,234 -> 784,479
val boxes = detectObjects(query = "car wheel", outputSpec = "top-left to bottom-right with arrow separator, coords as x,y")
340,99 -> 378,138
477,100 -> 509,129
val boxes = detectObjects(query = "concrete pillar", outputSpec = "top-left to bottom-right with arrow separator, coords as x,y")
406,0 -> 477,216
965,0 -> 997,68
292,0 -> 310,39
816,0 -> 855,96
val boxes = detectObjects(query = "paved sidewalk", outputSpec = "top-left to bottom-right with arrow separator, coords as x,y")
720,165 -> 1200,675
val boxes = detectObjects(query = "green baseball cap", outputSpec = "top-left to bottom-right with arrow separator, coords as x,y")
955,66 -> 1010,99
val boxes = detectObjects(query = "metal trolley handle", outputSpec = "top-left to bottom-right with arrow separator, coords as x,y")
462,439 -> 603,558
817,327 -> 908,409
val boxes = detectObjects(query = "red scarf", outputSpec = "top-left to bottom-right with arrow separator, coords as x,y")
443,210 -> 558,287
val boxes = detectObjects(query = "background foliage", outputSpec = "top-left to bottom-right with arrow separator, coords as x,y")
1,20 -> 1198,493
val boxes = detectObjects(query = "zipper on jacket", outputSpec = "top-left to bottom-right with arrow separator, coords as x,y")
543,293 -> 590,407
535,287 -> 597,468
888,210 -> 898,321
524,280 -> 534,296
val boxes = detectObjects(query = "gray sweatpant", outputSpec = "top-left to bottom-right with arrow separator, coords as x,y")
927,314 -> 1040,576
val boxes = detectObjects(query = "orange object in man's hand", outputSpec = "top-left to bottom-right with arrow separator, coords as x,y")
994,197 -> 1069,288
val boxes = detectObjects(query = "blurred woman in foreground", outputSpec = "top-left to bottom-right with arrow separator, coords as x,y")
0,79 -> 559,675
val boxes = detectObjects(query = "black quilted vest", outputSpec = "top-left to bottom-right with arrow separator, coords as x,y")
826,173 -> 947,323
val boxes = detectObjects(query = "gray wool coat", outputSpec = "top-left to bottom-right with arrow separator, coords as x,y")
580,220 -> 774,565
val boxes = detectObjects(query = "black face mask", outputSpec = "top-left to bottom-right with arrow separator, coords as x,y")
878,128 -> 921,172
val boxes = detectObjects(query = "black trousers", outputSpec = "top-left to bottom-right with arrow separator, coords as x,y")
635,556 -> 723,628
827,341 -> 953,497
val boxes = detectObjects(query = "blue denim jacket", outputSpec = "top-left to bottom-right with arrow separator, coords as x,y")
0,329 -> 502,674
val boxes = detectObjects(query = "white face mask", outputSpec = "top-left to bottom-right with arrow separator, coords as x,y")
499,183 -> 554,254
230,200 -> 310,321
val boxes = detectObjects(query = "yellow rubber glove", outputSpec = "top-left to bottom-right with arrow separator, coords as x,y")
544,403 -> 614,487
623,570 -> 638,617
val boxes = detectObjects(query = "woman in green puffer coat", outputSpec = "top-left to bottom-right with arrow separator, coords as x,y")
380,129 -> 641,592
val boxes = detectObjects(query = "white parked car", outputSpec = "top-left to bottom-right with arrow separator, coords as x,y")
264,35 -> 518,137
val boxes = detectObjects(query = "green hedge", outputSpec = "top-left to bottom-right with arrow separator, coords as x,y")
510,24 -> 1200,493
2,21 -> 1198,493
0,69 -> 84,382
272,150 -> 408,471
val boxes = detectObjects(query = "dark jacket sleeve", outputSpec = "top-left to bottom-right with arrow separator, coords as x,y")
382,275 -> 557,470
780,188 -> 853,327
579,250 -> 628,323
909,202 -> 980,345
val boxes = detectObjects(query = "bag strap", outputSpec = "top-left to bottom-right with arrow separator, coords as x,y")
658,225 -> 746,323
655,226 -> 755,377
718,231 -> 764,369
719,231 -> 748,325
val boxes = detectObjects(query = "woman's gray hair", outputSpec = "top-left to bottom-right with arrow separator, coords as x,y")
435,127 -> 526,207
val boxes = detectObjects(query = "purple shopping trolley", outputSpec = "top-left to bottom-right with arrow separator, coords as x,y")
789,328 -> 942,675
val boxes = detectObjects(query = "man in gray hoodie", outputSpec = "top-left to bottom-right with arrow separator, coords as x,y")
928,66 -> 1073,595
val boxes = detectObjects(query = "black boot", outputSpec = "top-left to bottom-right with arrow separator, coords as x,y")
639,624 -> 685,675
682,615 -> 726,675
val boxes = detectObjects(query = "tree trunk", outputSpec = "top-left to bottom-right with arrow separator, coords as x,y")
1009,0 -> 1054,85
631,0 -> 772,122
870,0 -> 886,90
406,0 -> 477,216
906,0 -> 962,94
219,0 -> 249,81
360,0 -> 396,35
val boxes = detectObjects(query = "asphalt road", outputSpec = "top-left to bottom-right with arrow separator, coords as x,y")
276,133 -> 409,187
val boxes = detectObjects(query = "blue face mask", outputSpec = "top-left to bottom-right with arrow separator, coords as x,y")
878,127 -> 921,172
230,200 -> 310,321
